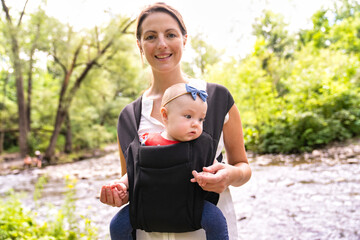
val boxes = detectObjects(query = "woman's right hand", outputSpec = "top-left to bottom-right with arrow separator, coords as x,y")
100,181 -> 129,207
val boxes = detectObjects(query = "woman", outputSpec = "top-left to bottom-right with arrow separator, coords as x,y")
100,3 -> 251,239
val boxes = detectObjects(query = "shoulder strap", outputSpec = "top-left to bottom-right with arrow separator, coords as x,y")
117,96 -> 142,159
204,82 -> 234,147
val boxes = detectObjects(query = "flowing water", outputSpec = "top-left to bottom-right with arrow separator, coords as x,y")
1,141 -> 360,240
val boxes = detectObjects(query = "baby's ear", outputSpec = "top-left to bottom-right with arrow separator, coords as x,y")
160,107 -> 168,123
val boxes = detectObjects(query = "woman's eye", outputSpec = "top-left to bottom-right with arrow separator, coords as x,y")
168,33 -> 176,38
145,35 -> 155,40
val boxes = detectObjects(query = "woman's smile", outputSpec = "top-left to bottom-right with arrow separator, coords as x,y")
155,53 -> 173,60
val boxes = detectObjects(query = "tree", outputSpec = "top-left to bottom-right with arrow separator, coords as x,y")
298,0 -> 360,53
23,9 -> 48,132
1,0 -> 29,157
333,0 -> 360,21
252,10 -> 294,98
190,33 -> 223,76
298,9 -> 331,49
43,18 -> 135,162
253,10 -> 294,59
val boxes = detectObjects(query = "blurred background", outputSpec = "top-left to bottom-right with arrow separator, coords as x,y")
0,0 -> 359,239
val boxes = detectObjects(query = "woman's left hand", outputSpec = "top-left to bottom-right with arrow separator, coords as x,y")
191,161 -> 230,193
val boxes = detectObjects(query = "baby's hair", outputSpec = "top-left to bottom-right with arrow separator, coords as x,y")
161,83 -> 208,108
161,83 -> 189,107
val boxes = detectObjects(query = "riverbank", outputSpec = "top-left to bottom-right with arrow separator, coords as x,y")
0,144 -> 119,175
1,138 -> 359,239
1,138 -> 359,175
249,137 -> 360,166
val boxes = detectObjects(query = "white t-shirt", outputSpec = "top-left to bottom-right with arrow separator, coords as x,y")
136,79 -> 238,240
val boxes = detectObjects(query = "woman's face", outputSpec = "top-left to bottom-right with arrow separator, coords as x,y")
138,12 -> 187,73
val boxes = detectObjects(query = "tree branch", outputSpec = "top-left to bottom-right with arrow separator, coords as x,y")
52,54 -> 67,74
121,18 -> 136,34
17,0 -> 29,26
69,39 -> 84,72
1,0 -> 12,23
95,26 -> 100,53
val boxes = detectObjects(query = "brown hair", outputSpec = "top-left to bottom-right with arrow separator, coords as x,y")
135,2 -> 187,42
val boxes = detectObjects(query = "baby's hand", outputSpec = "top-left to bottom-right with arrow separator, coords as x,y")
190,170 -> 215,187
112,182 -> 128,200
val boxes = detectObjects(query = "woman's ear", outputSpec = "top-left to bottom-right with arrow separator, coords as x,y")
137,39 -> 143,54
160,107 -> 168,123
183,34 -> 188,47
137,39 -> 145,64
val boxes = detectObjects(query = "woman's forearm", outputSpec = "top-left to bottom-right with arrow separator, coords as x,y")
228,162 -> 252,187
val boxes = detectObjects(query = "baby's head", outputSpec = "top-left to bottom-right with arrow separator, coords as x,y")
160,83 -> 208,142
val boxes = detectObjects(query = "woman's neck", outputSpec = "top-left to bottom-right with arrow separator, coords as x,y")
144,68 -> 188,123
146,68 -> 187,97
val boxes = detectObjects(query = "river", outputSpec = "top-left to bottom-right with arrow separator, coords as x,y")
0,140 -> 359,240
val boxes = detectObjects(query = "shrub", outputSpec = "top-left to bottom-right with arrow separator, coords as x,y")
0,176 -> 98,240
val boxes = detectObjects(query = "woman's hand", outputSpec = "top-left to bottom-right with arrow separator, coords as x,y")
100,181 -> 129,207
191,161 -> 230,193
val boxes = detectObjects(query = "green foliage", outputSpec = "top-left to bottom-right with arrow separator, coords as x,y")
1,0 -> 360,156
0,192 -> 43,239
33,175 -> 49,203
253,10 -> 294,59
209,0 -> 360,153
189,33 -> 224,76
0,4 -> 142,155
0,176 -> 98,240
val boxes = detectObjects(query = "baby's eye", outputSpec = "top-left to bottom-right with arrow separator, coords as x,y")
199,118 -> 205,122
184,115 -> 191,119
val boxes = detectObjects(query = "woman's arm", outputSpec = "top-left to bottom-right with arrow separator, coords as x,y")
118,135 -> 127,176
222,103 -> 251,186
191,104 -> 251,192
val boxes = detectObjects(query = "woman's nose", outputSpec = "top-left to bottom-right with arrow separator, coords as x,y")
157,35 -> 167,49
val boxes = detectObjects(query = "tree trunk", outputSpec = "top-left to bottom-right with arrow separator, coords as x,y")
0,71 -> 9,154
14,53 -> 28,157
0,131 -> 4,154
26,54 -> 34,132
2,0 -> 29,158
64,111 -> 72,153
44,103 -> 67,162
26,22 -> 41,132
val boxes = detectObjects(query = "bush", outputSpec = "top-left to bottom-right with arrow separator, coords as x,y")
0,176 -> 98,240
253,106 -> 358,154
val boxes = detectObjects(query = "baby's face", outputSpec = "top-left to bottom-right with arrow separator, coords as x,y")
165,95 -> 207,142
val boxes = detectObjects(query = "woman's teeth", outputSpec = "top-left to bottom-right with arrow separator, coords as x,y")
156,54 -> 172,59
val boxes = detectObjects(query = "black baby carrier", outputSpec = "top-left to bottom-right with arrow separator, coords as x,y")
117,83 -> 234,233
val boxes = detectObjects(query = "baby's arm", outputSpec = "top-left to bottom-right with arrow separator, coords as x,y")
116,182 -> 128,199
191,160 -> 217,187
191,171 -> 215,187
111,174 -> 129,200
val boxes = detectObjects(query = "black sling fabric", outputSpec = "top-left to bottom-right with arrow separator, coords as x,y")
117,82 -> 234,232
127,132 -> 215,232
